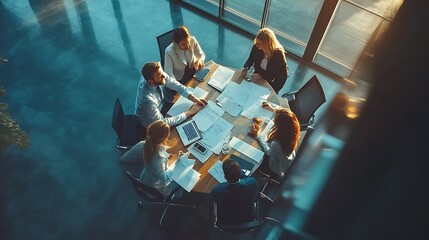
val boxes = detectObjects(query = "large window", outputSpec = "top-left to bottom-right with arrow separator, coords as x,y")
181,0 -> 403,80
267,0 -> 323,56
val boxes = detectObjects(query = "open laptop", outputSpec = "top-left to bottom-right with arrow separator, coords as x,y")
176,120 -> 203,146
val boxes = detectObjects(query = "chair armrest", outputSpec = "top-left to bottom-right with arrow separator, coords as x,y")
281,90 -> 298,98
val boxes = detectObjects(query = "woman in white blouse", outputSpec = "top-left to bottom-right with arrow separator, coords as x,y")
139,120 -> 178,196
164,25 -> 205,85
250,105 -> 300,179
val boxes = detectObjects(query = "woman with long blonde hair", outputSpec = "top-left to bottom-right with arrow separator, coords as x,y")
250,106 -> 300,178
139,120 -> 176,196
241,28 -> 289,93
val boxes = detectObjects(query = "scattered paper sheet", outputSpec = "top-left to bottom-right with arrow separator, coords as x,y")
169,152 -> 201,192
167,87 -> 208,116
200,118 -> 233,152
208,160 -> 227,183
192,100 -> 225,132
229,137 -> 264,163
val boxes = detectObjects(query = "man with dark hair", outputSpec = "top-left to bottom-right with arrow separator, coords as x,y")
134,61 -> 207,127
211,159 -> 260,225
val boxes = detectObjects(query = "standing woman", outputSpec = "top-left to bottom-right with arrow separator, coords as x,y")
250,106 -> 300,179
139,120 -> 177,197
242,28 -> 289,93
164,25 -> 206,85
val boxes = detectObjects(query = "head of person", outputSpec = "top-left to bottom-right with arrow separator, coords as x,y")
222,159 -> 242,183
141,62 -> 165,86
267,108 -> 300,156
143,120 -> 170,162
254,28 -> 284,59
173,26 -> 191,51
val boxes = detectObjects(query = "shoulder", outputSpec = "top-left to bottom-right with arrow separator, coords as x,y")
272,50 -> 286,60
241,177 -> 258,187
165,42 -> 175,53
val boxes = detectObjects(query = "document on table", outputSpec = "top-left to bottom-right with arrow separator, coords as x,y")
200,118 -> 234,154
229,137 -> 264,163
167,87 -> 208,116
208,160 -> 227,183
168,152 -> 201,192
207,65 -> 235,92
216,82 -> 248,117
188,142 -> 213,163
241,98 -> 280,122
192,100 -> 225,132
259,120 -> 274,140
240,81 -> 271,100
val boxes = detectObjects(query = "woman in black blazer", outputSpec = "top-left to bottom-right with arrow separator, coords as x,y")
242,28 -> 289,93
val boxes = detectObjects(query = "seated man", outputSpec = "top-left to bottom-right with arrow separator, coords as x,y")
211,159 -> 260,225
134,61 -> 207,127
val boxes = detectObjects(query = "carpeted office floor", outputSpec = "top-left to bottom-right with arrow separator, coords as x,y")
0,0 -> 341,239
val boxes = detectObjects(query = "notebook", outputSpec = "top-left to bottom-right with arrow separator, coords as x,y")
207,65 -> 235,92
194,68 -> 210,82
176,120 -> 203,146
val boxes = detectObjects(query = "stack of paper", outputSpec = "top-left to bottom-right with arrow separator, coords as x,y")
207,65 -> 235,92
208,160 -> 227,183
216,82 -> 248,117
241,99 -> 279,122
168,152 -> 201,192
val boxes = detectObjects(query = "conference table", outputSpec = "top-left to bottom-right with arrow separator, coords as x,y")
167,61 -> 288,193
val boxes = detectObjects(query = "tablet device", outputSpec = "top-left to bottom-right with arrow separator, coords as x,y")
194,68 -> 210,82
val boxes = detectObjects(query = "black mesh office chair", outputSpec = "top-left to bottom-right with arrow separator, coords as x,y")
259,127 -> 314,203
111,98 -> 145,149
213,201 -> 280,233
156,29 -> 175,67
122,169 -> 196,226
282,75 -> 326,130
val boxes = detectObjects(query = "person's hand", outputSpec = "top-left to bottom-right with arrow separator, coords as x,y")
249,123 -> 261,137
252,73 -> 262,81
241,68 -> 247,79
262,101 -> 274,112
194,59 -> 205,71
194,98 -> 207,107
186,103 -> 204,117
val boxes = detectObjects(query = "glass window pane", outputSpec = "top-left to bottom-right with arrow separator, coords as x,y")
223,0 -> 264,34
347,0 -> 403,19
314,2 -> 382,76
267,0 -> 324,56
182,0 -> 219,17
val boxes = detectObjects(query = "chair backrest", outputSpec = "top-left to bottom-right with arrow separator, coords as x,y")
290,75 -> 326,126
156,29 -> 175,67
214,202 -> 262,233
112,98 -> 125,138
122,169 -> 165,202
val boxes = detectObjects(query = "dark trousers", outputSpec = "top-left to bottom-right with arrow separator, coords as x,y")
165,66 -> 196,102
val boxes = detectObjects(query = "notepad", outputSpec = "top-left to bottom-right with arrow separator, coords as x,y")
194,68 -> 210,81
229,137 -> 264,163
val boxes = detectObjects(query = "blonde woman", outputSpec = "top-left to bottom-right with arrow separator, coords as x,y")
139,120 -> 179,197
250,106 -> 300,178
241,28 -> 289,93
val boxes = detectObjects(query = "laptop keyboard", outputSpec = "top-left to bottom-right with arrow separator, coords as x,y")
183,122 -> 198,141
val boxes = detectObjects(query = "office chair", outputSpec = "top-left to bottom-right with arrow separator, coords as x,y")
122,169 -> 196,226
213,202 -> 280,233
282,75 -> 326,130
213,201 -> 262,233
156,29 -> 175,67
111,98 -> 145,149
259,127 -> 314,203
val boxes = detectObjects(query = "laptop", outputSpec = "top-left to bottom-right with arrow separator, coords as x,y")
176,120 -> 203,146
